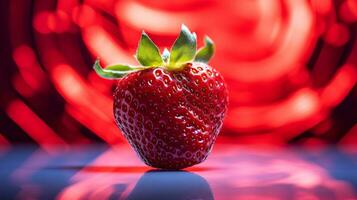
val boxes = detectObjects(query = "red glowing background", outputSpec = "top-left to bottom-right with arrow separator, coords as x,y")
0,0 -> 356,148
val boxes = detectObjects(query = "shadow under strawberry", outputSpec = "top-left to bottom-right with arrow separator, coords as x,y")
126,170 -> 214,200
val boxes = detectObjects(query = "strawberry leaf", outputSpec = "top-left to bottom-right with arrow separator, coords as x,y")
169,24 -> 197,69
136,32 -> 163,66
194,36 -> 215,63
93,59 -> 145,79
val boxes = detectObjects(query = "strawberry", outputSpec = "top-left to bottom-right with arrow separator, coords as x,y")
94,25 -> 228,169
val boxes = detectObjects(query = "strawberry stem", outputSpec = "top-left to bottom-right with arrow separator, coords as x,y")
93,59 -> 147,79
93,25 -> 215,79
168,24 -> 197,70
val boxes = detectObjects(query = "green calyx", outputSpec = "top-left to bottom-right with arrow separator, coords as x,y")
94,24 -> 215,79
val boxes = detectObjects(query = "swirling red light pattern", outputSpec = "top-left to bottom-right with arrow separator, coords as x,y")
0,0 -> 356,147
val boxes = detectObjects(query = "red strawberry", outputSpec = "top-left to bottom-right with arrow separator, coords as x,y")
94,25 -> 228,169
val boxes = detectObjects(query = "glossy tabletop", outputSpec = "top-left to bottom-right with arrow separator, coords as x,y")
1,144 -> 357,200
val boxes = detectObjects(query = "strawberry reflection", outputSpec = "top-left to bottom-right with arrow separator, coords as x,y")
55,147 -> 357,200
57,169 -> 213,200
126,170 -> 213,200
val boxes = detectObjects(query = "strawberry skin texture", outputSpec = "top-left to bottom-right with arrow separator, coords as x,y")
113,62 -> 228,169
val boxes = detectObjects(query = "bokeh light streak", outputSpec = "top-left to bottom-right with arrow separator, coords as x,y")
51,64 -> 123,144
0,134 -> 11,148
340,124 -> 357,148
12,45 -> 47,92
6,100 -> 67,152
115,0 -> 187,34
66,105 -> 122,145
83,25 -> 136,65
